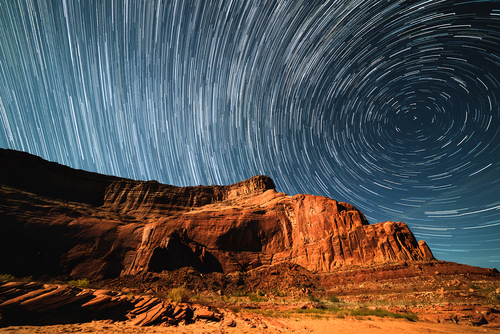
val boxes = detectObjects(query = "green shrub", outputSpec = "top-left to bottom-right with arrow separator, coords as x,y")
272,288 -> 285,297
349,308 -> 418,321
167,286 -> 191,303
232,291 -> 246,298
307,294 -> 319,302
68,279 -> 91,289
0,274 -> 15,284
327,295 -> 341,303
248,293 -> 267,302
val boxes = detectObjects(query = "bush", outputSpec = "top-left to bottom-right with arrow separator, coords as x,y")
68,279 -> 91,289
248,293 -> 265,302
307,294 -> 319,302
272,288 -> 285,297
168,286 -> 191,303
231,291 -> 246,298
327,295 -> 341,303
295,307 -> 327,314
0,274 -> 15,284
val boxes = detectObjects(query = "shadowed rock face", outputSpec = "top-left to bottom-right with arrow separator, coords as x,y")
0,149 -> 434,280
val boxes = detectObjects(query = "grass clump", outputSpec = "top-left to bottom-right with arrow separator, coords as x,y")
327,295 -> 341,303
290,305 -> 417,321
350,308 -> 418,321
307,294 -> 320,302
167,286 -> 191,303
295,307 -> 328,315
248,293 -> 266,302
272,288 -> 285,297
68,278 -> 91,289
0,274 -> 15,284
231,291 -> 247,298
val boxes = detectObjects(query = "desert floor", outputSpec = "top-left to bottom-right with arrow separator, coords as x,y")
1,313 -> 498,334
2,265 -> 500,333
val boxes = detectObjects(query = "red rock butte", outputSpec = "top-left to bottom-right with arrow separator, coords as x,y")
0,148 -> 434,280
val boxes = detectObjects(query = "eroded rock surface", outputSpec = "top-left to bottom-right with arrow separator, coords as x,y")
0,281 -> 215,327
1,148 -> 434,280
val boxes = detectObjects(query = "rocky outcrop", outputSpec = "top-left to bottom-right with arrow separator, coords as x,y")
0,148 -> 434,280
0,281 -> 220,327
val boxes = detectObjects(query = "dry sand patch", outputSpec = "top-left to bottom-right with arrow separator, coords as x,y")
1,315 -> 498,334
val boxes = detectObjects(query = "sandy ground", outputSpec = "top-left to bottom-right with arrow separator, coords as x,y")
1,314 -> 498,334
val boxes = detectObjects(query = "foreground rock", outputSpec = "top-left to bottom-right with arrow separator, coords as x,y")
1,149 -> 435,280
0,281 -> 221,327
1,259 -> 500,330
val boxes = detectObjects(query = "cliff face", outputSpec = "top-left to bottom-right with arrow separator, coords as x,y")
0,149 -> 434,280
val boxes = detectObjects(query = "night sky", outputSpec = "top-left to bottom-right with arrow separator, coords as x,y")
1,0 -> 500,270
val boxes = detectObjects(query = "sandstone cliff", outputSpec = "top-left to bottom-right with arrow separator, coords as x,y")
0,149 -> 434,280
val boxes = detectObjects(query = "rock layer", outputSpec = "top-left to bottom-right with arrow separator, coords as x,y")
0,148 -> 434,280
0,281 -> 217,327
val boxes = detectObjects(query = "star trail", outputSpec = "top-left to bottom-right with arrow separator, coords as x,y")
1,0 -> 500,269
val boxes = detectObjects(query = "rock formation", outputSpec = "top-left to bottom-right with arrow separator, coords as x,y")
0,148 -> 434,280
0,281 -> 219,327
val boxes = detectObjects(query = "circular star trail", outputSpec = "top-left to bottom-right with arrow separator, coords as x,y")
1,0 -> 500,269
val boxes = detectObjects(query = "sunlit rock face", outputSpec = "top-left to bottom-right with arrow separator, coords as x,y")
0,149 -> 433,280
